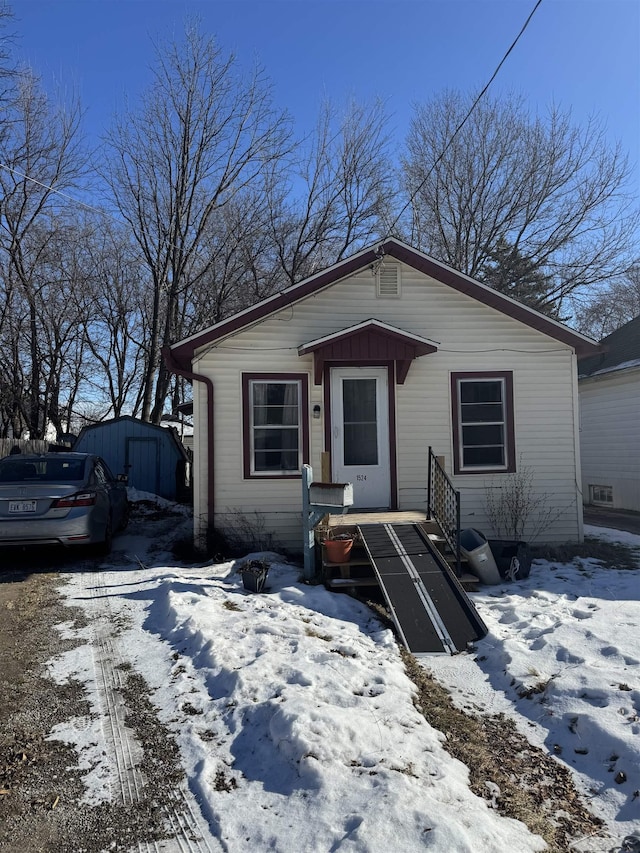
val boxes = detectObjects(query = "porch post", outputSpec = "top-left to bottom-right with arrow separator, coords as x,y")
302,464 -> 352,582
302,464 -> 316,580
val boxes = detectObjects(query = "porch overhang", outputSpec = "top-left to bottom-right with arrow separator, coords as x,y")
298,319 -> 439,384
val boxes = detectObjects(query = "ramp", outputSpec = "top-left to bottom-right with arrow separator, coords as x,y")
358,523 -> 487,655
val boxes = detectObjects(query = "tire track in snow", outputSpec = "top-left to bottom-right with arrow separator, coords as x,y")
82,565 -> 220,852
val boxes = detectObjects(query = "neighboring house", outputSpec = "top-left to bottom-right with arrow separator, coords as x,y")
578,315 -> 640,512
74,415 -> 190,501
161,411 -> 194,454
165,238 -> 599,554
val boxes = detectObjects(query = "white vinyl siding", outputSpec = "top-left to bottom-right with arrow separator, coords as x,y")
191,260 -> 583,550
579,368 -> 640,512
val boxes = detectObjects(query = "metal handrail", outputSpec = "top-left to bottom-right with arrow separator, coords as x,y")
427,447 -> 461,576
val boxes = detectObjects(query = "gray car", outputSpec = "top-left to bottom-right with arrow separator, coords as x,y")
0,452 -> 129,553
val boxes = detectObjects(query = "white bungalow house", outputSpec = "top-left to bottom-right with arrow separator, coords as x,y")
578,315 -> 640,512
165,239 -> 599,555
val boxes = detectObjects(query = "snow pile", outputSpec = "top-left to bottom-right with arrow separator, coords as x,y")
430,527 -> 640,842
126,556 -> 548,850
47,516 -> 640,851
52,550 -> 545,851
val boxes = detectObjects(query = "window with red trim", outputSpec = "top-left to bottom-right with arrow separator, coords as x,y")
242,374 -> 309,478
451,372 -> 515,474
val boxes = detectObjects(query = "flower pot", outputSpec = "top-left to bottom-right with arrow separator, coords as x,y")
323,538 -> 353,563
241,569 -> 268,593
241,563 -> 269,593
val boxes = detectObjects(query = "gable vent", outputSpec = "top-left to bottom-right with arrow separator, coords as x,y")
376,264 -> 401,297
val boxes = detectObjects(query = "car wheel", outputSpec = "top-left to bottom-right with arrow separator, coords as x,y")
119,501 -> 130,532
98,514 -> 113,556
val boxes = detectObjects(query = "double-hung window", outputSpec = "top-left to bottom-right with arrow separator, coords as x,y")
451,372 -> 515,474
243,374 -> 309,478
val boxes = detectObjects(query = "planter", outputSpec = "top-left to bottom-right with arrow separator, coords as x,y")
488,540 -> 532,580
323,537 -> 353,564
240,560 -> 270,593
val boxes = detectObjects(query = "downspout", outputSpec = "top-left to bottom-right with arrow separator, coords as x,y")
162,346 -> 215,533
570,349 -> 584,542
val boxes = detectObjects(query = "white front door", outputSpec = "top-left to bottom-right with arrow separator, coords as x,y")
330,367 -> 391,508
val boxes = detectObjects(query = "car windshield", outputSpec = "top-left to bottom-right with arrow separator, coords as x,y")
0,458 -> 85,483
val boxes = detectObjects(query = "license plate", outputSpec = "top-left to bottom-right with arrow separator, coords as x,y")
8,500 -> 37,513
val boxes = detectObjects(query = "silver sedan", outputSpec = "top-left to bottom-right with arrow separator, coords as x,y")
0,452 -> 129,553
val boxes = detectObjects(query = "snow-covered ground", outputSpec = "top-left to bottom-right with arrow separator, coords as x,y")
47,495 -> 640,852
429,524 -> 640,847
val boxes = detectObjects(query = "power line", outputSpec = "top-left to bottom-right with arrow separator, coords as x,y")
386,0 -> 544,239
0,159 -> 214,267
0,161 -> 108,217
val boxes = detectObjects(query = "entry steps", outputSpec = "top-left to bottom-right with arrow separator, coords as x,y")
357,523 -> 487,655
323,514 -> 478,591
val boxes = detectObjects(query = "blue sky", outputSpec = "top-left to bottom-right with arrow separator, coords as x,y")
10,0 -> 640,194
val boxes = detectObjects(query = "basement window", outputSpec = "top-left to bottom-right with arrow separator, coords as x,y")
589,484 -> 613,505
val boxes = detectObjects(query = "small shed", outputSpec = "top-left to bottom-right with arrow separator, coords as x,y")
74,415 -> 189,501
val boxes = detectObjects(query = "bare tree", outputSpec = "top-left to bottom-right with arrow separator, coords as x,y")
266,98 -> 396,286
0,288 -> 26,436
0,69 -> 88,437
572,262 -> 640,339
0,214 -> 91,439
403,91 -> 638,316
71,220 -> 149,419
103,23 -> 292,424
0,4 -> 17,127
181,98 -> 396,333
182,188 -> 283,331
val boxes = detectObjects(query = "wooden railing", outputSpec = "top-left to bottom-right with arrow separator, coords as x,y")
427,447 -> 461,576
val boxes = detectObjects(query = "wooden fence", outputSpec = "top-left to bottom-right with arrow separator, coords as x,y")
0,438 -> 49,458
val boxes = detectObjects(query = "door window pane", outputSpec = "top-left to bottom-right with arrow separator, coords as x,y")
343,378 -> 378,465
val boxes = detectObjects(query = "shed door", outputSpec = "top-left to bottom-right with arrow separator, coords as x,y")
330,367 -> 390,509
126,437 -> 160,495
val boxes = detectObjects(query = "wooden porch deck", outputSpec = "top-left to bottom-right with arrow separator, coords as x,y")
325,509 -> 429,532
317,510 -> 478,592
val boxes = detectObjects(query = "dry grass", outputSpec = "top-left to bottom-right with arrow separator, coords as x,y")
532,537 -> 640,570
401,649 -> 606,852
305,626 -> 333,641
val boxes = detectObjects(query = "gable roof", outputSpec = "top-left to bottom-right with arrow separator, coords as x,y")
75,415 -> 189,459
298,319 -> 440,384
169,238 -> 600,369
578,314 -> 640,378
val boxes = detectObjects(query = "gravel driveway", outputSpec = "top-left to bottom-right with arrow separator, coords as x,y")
0,505 -> 217,853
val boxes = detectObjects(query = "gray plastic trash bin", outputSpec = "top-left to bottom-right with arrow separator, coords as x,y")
459,528 -> 501,585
